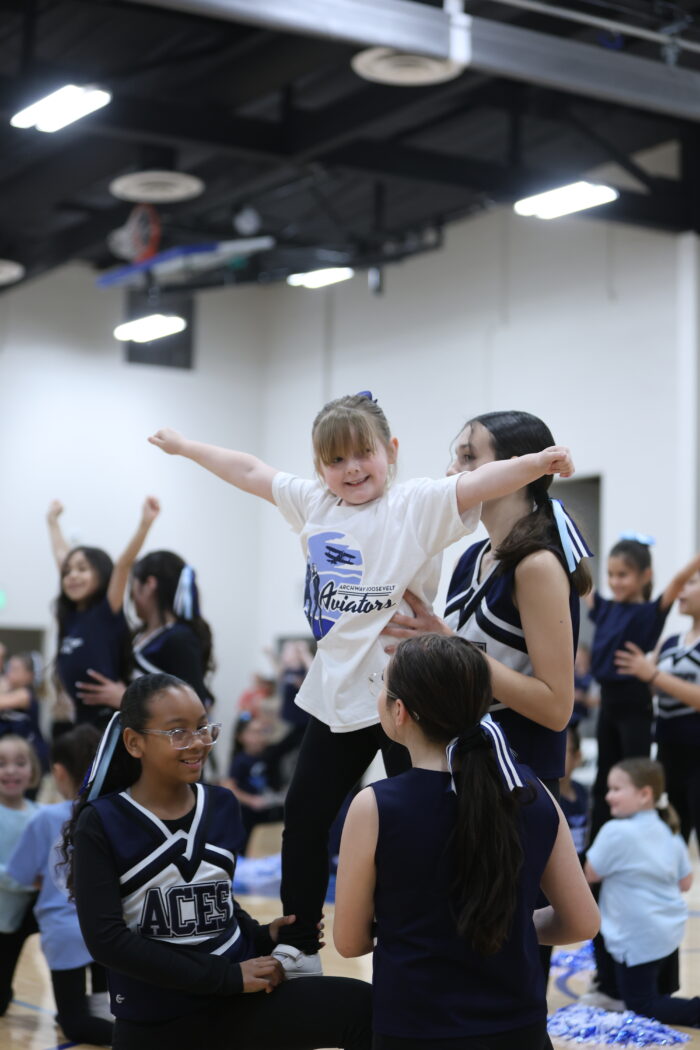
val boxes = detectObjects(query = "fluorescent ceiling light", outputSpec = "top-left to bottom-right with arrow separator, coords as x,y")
114,314 -> 186,343
513,181 -> 619,220
287,267 -> 354,289
11,85 -> 111,133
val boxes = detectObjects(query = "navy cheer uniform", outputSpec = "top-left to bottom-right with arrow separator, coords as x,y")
655,634 -> 700,843
57,598 -> 129,727
445,540 -> 579,784
74,783 -> 372,1050
133,623 -> 212,708
589,594 -> 670,836
371,766 -> 558,1049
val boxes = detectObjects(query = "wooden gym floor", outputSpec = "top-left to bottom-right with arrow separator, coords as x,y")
3,835 -> 700,1050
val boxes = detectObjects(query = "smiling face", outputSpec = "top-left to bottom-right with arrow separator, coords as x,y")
679,571 -> 700,618
319,434 -> 398,506
447,422 -> 495,477
62,550 -> 101,608
606,766 -> 652,818
607,555 -> 649,603
0,739 -> 35,807
131,685 -> 211,786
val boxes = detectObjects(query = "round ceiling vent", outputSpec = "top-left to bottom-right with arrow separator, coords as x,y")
351,47 -> 464,86
109,170 -> 205,203
0,259 -> 25,286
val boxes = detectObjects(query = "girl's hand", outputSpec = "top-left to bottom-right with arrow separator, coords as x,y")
269,914 -> 326,948
75,670 -> 125,708
52,690 -> 75,722
148,428 -> 186,456
537,446 -> 574,478
382,590 -> 453,649
240,956 -> 285,993
47,499 -> 64,523
269,913 -> 296,944
614,641 -> 656,682
141,495 -> 161,524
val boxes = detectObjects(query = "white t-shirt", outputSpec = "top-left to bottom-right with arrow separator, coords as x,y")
272,473 -> 480,732
587,810 -> 691,966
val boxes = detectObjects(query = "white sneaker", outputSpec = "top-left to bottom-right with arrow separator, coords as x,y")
272,944 -> 323,979
578,990 -> 625,1012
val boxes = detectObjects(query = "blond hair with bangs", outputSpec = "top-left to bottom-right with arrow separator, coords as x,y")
312,394 -> 393,472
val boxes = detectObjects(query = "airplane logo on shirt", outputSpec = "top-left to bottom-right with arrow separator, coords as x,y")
325,544 -> 357,566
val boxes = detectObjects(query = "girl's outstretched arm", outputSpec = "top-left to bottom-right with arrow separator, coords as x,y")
106,496 -> 160,613
333,787 -> 377,958
46,500 -> 69,570
455,446 -> 574,515
660,552 -> 700,611
149,428 -> 279,504
384,553 -> 575,732
536,802 -> 599,944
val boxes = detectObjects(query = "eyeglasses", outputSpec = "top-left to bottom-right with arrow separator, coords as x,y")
140,723 -> 222,750
368,671 -> 386,698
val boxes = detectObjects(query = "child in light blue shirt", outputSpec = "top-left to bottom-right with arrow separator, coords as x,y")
0,735 -> 41,1014
586,757 -> 699,1026
7,724 -> 113,1046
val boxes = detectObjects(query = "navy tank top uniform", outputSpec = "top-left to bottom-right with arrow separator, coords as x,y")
133,622 -> 212,708
655,635 -> 700,748
0,689 -> 49,769
371,766 -> 558,1045
84,784 -> 254,1023
445,540 -> 580,781
589,593 -> 669,709
57,597 -> 129,726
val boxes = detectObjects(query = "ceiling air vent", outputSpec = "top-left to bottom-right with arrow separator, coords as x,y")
109,170 -> 204,204
351,47 -> 464,86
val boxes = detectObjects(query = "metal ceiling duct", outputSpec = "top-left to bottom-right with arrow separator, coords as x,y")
121,0 -> 700,123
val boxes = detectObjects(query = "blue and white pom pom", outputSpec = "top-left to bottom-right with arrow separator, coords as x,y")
547,1004 -> 690,1045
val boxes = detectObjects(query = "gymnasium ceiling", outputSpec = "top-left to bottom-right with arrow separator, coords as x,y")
3,0 -> 700,293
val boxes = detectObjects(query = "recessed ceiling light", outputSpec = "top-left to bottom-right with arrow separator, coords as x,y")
514,181 -> 619,220
114,314 -> 187,342
0,259 -> 25,286
351,47 -> 464,86
11,85 -> 111,132
287,267 -> 355,289
109,171 -> 205,204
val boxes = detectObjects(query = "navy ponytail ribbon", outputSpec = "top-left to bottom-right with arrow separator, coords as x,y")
446,718 -> 524,793
86,711 -> 122,801
356,390 -> 377,402
550,499 -> 593,574
619,531 -> 656,546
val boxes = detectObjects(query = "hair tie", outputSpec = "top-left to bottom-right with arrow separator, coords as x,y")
356,390 -> 377,402
619,531 -> 656,546
656,791 -> 670,810
173,564 -> 198,620
550,499 -> 593,574
446,718 -> 524,794
86,712 -> 122,801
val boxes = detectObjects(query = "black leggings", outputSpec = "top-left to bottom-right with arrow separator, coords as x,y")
112,975 -> 372,1050
52,963 -> 113,1045
591,690 -> 652,839
280,716 -> 410,952
0,897 -> 38,1014
657,740 -> 700,844
373,1018 -> 552,1050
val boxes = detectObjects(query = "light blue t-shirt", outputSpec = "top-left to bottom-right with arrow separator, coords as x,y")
0,800 -> 39,933
587,810 -> 690,967
7,800 -> 92,970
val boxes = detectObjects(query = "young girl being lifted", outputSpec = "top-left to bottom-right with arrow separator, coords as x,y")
149,392 -> 574,976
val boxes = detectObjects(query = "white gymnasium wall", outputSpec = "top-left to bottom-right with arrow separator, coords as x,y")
256,207 -> 686,649
0,263 -> 268,733
0,204 -> 693,736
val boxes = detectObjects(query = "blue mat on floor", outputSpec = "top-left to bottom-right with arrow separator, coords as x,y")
234,853 -> 336,902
